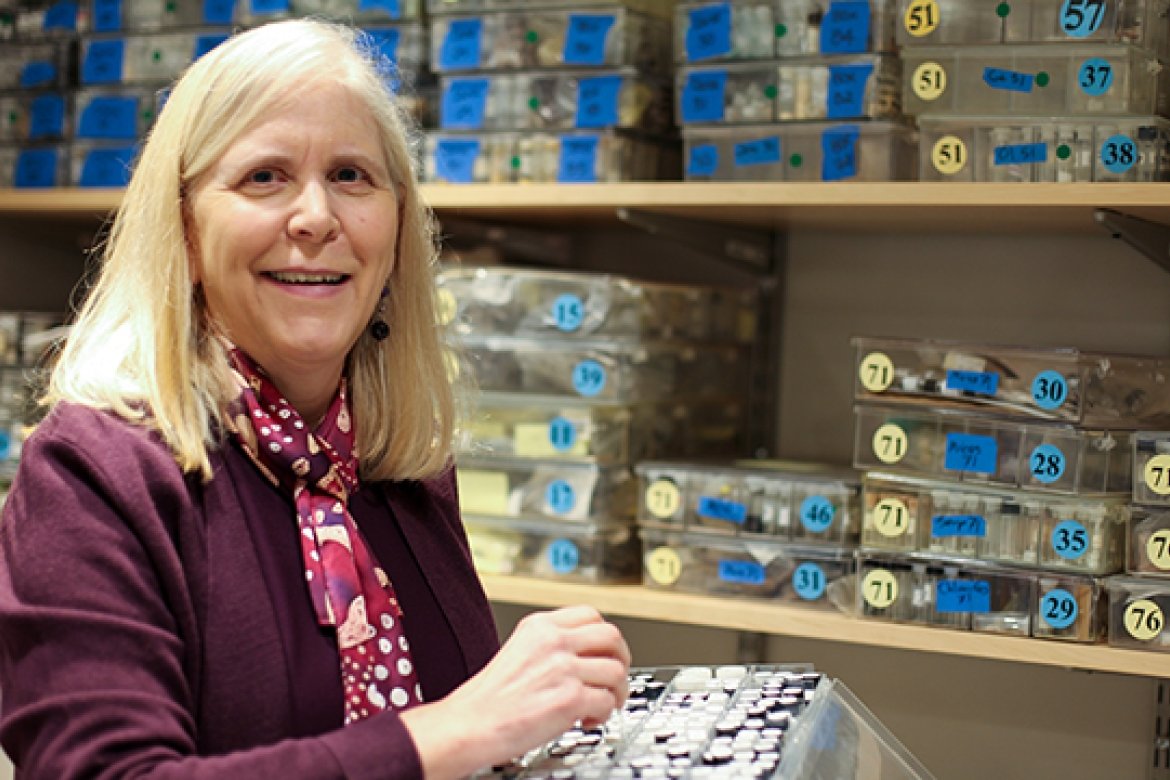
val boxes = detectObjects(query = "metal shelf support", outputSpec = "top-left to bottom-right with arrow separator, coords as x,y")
1095,209 -> 1170,274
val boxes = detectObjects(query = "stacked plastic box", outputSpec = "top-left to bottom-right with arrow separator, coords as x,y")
423,0 -> 677,183
440,265 -> 758,583
675,0 -> 917,182
897,0 -> 1170,181
0,310 -> 65,497
850,337 -> 1170,643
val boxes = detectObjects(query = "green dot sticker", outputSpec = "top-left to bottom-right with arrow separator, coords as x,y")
764,85 -> 777,99
790,153 -> 803,167
528,97 -> 540,110
996,2 -> 1011,17
152,50 -> 162,62
1036,72 -> 1050,88
6,111 -> 15,124
525,30 -> 538,43
1056,144 -> 1071,160
165,0 -> 176,11
775,23 -> 788,38
142,109 -> 153,121
510,155 -> 521,169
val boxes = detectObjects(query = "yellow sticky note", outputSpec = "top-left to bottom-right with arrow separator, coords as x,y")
457,470 -> 510,516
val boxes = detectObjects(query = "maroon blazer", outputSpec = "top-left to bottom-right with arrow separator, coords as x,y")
0,403 -> 500,779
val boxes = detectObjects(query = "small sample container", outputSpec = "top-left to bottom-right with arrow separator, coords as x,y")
676,61 -> 777,124
87,0 -> 219,32
0,92 -> 71,142
853,337 -> 1170,427
454,457 -> 636,523
465,514 -> 641,583
1037,498 -> 1127,574
363,24 -> 428,92
235,0 -> 421,24
73,87 -> 159,140
0,43 -> 70,91
683,121 -> 916,181
80,30 -> 233,85
902,45 -> 1170,118
1128,507 -> 1170,577
917,115 -> 1170,183
14,2 -> 88,36
775,54 -> 901,121
1134,431 -> 1170,507
675,0 -> 778,63
1033,574 -> 1103,643
856,554 -> 928,624
69,140 -> 139,186
853,403 -> 1133,494
967,567 -> 1033,636
1106,576 -> 1170,652
0,143 -> 69,187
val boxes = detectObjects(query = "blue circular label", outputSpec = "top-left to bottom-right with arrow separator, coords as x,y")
1030,370 -> 1068,410
548,416 -> 577,452
0,429 -> 9,460
552,293 -> 585,333
1077,57 -> 1113,95
1059,0 -> 1107,37
793,562 -> 826,601
572,359 -> 607,397
1030,443 -> 1067,485
1100,134 -> 1137,174
799,495 -> 835,534
1052,519 -> 1089,560
548,538 -> 580,574
1040,588 -> 1079,629
546,479 -> 576,515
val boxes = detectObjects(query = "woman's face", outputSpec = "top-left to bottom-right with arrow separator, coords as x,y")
187,82 -> 400,393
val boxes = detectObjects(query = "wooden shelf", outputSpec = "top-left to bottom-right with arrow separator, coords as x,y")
481,574 -> 1168,679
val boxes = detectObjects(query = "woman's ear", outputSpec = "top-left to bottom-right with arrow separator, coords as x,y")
182,201 -> 202,286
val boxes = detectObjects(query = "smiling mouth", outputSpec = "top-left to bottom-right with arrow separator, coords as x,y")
264,271 -> 350,285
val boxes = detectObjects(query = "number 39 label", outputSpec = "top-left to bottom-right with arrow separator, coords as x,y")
1124,599 -> 1165,641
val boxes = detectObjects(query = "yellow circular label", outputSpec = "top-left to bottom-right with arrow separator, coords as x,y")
645,479 -> 682,519
903,0 -> 940,36
436,289 -> 457,327
931,136 -> 967,175
1146,530 -> 1170,571
862,569 -> 898,609
647,546 -> 682,586
1124,599 -> 1165,641
858,351 -> 895,393
872,423 -> 908,464
1143,454 -> 1170,496
912,61 -> 947,101
873,498 -> 910,538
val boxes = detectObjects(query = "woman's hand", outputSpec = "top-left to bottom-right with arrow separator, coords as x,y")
400,605 -> 631,779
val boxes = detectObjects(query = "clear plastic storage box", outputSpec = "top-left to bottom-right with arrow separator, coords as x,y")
80,30 -> 232,85
73,87 -> 159,140
428,0 -> 673,15
1034,573 -> 1104,642
1134,431 -> 1170,506
0,144 -> 68,187
1128,506 -> 1170,576
683,120 -> 916,181
0,43 -> 70,91
13,2 -> 88,36
68,140 -> 139,186
235,0 -> 422,24
0,92 -> 71,142
87,0 -> 223,31
455,457 -> 636,523
917,115 -> 1170,182
464,513 -> 641,583
1106,575 -> 1170,652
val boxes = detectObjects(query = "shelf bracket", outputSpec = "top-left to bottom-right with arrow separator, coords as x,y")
1094,209 -> 1170,275
616,208 -> 775,276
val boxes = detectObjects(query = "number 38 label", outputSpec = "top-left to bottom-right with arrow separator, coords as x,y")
1124,599 -> 1165,641
1100,134 -> 1137,174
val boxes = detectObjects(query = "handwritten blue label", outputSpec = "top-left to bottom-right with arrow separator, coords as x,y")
359,0 -> 401,18
82,40 -> 125,85
202,0 -> 235,24
93,0 -> 122,31
820,1 -> 871,54
433,138 -> 479,183
367,27 -> 401,64
552,293 -> 585,332
719,559 -> 765,585
1030,443 -> 1066,484
14,148 -> 58,187
564,13 -> 615,66
558,135 -> 600,182
249,0 -> 289,13
439,18 -> 483,71
43,2 -> 78,31
1051,519 -> 1088,560
1060,0 -> 1106,37
936,579 -> 991,613
1077,57 -> 1113,95
945,369 -> 1001,395
931,514 -> 987,538
793,562 -> 826,600
994,142 -> 1047,166
78,96 -> 137,139
826,63 -> 873,119
1040,588 -> 1079,629
548,539 -> 580,574
944,433 -> 998,474
29,95 -> 65,139
548,416 -> 577,452
983,67 -> 1034,93
687,143 -> 719,176
800,495 -> 835,534
681,70 -> 727,123
575,76 -> 621,128
440,78 -> 489,130
1100,133 -> 1137,174
79,145 -> 137,187
572,359 -> 606,397
698,496 -> 747,524
685,3 -> 731,62
20,62 -> 57,89
1031,370 -> 1068,410
195,34 -> 229,60
733,136 -> 780,167
546,480 -> 575,515
821,125 -> 859,181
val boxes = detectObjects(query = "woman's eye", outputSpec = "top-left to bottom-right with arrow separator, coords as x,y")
335,166 -> 368,184
245,169 -> 278,185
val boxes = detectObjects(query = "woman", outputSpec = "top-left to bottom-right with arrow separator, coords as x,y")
0,19 -> 630,779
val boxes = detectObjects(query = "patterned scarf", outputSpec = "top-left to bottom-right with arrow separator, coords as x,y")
225,348 -> 423,724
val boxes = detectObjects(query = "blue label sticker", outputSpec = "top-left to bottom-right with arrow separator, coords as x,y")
826,63 -> 874,119
367,27 -> 401,64
994,142 -> 1048,166
20,62 -> 57,89
936,579 -> 991,613
945,369 -> 1002,395
931,514 -> 987,538
1077,57 -> 1114,95
687,144 -> 719,176
78,96 -> 137,139
433,138 -> 479,183
0,429 -> 9,459
685,3 -> 731,62
1060,0 -> 1107,37
820,1 -> 871,54
983,67 -> 1034,93
1031,370 -> 1068,410
546,480 -> 576,515
1040,587 -> 1079,629
718,559 -> 765,585
944,433 -> 998,474
1030,443 -> 1067,484
793,562 -> 826,600
439,17 -> 483,71
558,134 -> 599,182
698,496 -> 747,524
821,125 -> 859,181
548,538 -> 580,574
733,136 -> 780,167
28,95 -> 65,140
93,0 -> 122,31
14,148 -> 58,188
799,495 -> 835,534
548,416 -> 577,452
359,0 -> 401,18
1051,519 -> 1089,560
564,13 -> 615,66
440,78 -> 489,130
249,0 -> 289,13
572,359 -> 606,397
79,145 -> 136,187
82,40 -> 125,84
575,76 -> 621,128
551,293 -> 585,332
194,34 -> 229,60
1100,133 -> 1137,174
681,70 -> 727,123
43,2 -> 78,31
202,0 -> 235,24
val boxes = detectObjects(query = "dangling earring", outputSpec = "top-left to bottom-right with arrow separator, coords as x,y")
370,286 -> 390,341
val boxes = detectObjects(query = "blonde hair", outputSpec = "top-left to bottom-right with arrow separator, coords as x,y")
47,19 -> 455,482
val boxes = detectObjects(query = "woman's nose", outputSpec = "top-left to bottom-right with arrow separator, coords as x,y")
287,180 -> 339,242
